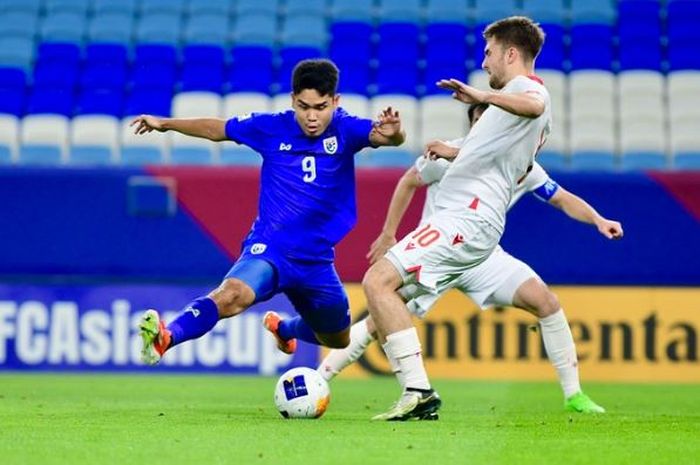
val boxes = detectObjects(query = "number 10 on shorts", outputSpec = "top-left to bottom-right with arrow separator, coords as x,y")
412,224 -> 441,247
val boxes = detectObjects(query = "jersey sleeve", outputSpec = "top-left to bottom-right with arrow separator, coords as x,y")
527,162 -> 559,202
415,157 -> 450,185
507,76 -> 547,103
224,112 -> 268,152
338,110 -> 374,153
445,137 -> 465,148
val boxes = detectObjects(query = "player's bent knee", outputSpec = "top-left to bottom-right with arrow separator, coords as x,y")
316,332 -> 350,349
209,278 -> 255,318
538,288 -> 560,317
362,258 -> 400,297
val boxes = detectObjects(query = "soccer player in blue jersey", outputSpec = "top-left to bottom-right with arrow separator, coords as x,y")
130,59 -> 406,364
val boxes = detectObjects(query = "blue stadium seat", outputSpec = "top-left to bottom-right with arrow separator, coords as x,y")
170,147 -> 213,165
140,0 -> 186,16
88,13 -> 134,45
188,0 -> 231,16
38,42 -> 81,65
424,63 -> 468,94
329,22 -> 373,66
76,89 -> 123,116
378,0 -> 422,23
27,87 -> 74,116
286,0 -> 327,18
356,148 -> 415,168
376,64 -> 419,96
19,146 -> 63,165
570,0 -> 617,25
0,12 -> 39,40
425,23 -> 469,66
0,38 -> 35,71
674,153 -> 700,170
125,88 -> 173,117
336,64 -> 370,94
0,67 -> 27,90
93,0 -> 137,16
44,0 -> 90,16
277,47 -> 324,93
136,13 -> 181,46
181,64 -> 225,93
537,23 -> 565,70
571,152 -> 617,171
618,0 -> 662,71
86,43 -> 128,67
134,44 -> 178,67
184,14 -> 229,46
473,0 -> 518,25
70,147 -> 113,165
377,23 -> 420,66
425,0 -> 469,23
40,13 -> 86,44
0,0 -> 41,15
34,61 -> 80,88
82,62 -> 128,91
232,13 -> 277,47
233,0 -> 279,16
0,146 -> 12,164
120,147 -> 164,165
220,145 -> 262,166
280,15 -> 327,47
183,45 -> 226,66
131,63 -> 176,90
229,46 -> 274,93
620,152 -> 668,171
570,25 -> 613,70
521,0 -> 568,25
667,0 -> 700,72
0,88 -> 26,116
330,0 -> 374,23
537,151 -> 569,171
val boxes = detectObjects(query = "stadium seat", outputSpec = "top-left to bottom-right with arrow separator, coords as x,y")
378,0 -> 422,23
670,120 -> 700,162
620,152 -> 668,171
44,0 -> 90,16
33,61 -> 80,89
170,132 -> 216,165
229,46 -> 274,93
38,42 -> 81,66
0,88 -> 26,116
277,46 -> 324,93
82,61 -> 128,92
473,0 -> 518,25
20,114 -> 70,164
40,13 -> 86,44
668,71 -> 700,127
232,13 -> 277,47
674,153 -> 700,170
0,37 -> 35,71
140,0 -> 186,16
618,71 -> 665,125
330,0 -> 374,23
536,23 -> 565,70
570,151 -> 617,171
378,23 -> 420,66
0,12 -> 39,40
124,88 -> 173,117
336,62 -> 371,94
376,64 -> 419,96
70,115 -> 119,165
85,43 -> 129,67
183,14 -> 229,46
220,144 -> 262,166
521,0 -> 568,25
88,13 -> 134,44
286,0 -> 327,18
93,0 -> 137,16
134,44 -> 178,67
271,94 -> 293,113
618,0 -> 662,71
120,117 -> 167,165
339,94 -> 370,119
419,95 -> 468,151
27,87 -> 74,116
619,120 -> 666,165
76,88 -> 123,117
371,95 -> 419,152
187,0 -> 230,16
570,24 -> 613,70
537,151 -> 569,171
223,92 -> 271,117
136,13 -> 181,46
424,63 -> 469,95
425,0 -> 469,23
280,15 -> 327,47
356,147 -> 415,168
570,0 -> 617,25
181,46 -> 226,93
468,70 -> 491,90
0,114 -> 20,163
233,0 -> 279,16
172,92 -> 222,118
329,22 -> 373,65
0,0 -> 41,15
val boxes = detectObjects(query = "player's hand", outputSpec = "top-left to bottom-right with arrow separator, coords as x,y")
373,107 -> 402,137
425,140 -> 459,160
596,218 -> 624,239
436,79 -> 488,105
130,115 -> 166,134
367,232 -> 397,264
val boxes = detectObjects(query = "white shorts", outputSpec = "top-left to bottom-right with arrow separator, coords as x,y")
386,210 -> 502,292
398,245 -> 540,318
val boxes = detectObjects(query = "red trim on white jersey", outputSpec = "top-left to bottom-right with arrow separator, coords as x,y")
406,265 -> 422,283
526,74 -> 544,85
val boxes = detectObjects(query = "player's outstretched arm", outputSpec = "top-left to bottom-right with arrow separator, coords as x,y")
548,187 -> 624,239
369,107 -> 406,147
425,140 -> 460,161
367,166 -> 424,264
130,115 -> 228,141
437,78 -> 545,118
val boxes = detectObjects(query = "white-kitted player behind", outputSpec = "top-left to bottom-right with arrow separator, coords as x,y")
362,16 -> 618,421
318,103 -> 623,419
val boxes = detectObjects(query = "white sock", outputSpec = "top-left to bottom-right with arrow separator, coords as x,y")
382,327 -> 430,390
386,351 -> 407,390
540,309 -> 581,398
317,319 -> 374,381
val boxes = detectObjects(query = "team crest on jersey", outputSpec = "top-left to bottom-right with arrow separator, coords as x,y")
250,243 -> 267,254
323,136 -> 338,155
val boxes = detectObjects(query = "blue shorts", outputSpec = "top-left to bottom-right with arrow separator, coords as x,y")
224,244 -> 350,334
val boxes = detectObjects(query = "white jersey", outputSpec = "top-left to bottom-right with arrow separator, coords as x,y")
433,75 -> 552,235
415,158 -> 557,224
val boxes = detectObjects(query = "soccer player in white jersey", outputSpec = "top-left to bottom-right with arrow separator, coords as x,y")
363,16 -> 567,421
319,103 -> 624,419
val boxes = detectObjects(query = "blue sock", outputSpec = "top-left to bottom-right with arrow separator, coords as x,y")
167,297 -> 220,348
278,317 -> 320,345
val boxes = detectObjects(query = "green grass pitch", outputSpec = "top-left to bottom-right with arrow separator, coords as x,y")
1,374 -> 698,465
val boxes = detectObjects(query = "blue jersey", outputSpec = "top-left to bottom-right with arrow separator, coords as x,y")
225,108 -> 374,262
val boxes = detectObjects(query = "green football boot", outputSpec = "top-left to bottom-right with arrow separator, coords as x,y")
565,392 -> 606,413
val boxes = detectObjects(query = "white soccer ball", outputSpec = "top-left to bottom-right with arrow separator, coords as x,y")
274,367 -> 330,419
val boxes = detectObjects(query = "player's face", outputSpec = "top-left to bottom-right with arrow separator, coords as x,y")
292,89 -> 339,137
482,38 -> 508,90
470,108 -> 485,126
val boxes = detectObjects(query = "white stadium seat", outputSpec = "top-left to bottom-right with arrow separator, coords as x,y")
70,115 -> 120,164
172,91 -> 223,118
223,92 -> 271,117
20,114 -> 69,164
338,93 -> 370,119
370,94 -> 419,152
120,116 -> 168,165
419,95 -> 468,151
271,94 -> 293,113
0,114 -> 20,163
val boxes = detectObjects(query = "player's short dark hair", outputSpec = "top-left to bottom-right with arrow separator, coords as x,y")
292,59 -> 339,96
468,103 -> 489,125
483,16 -> 545,62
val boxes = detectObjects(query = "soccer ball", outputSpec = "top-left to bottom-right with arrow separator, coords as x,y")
274,367 -> 330,419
